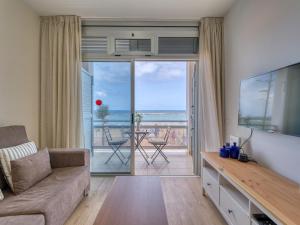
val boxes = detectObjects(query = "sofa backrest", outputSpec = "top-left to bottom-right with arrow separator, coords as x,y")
0,126 -> 29,148
0,126 -> 29,189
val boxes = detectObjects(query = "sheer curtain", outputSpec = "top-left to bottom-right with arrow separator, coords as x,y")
40,16 -> 83,148
198,17 -> 224,152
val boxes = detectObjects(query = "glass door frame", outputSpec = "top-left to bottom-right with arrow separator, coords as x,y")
87,57 -> 199,176
133,58 -> 199,176
130,60 -> 136,175
88,59 -> 136,175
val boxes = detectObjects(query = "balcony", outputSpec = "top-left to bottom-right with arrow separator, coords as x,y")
82,61 -> 194,175
93,120 -> 188,149
90,116 -> 193,175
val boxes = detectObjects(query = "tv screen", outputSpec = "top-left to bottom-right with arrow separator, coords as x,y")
239,63 -> 300,137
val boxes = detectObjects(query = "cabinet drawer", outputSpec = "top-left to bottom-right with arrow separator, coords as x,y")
203,168 -> 219,205
220,186 -> 250,225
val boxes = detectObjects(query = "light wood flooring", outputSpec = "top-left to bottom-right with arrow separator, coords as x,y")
65,176 -> 226,225
135,150 -> 193,176
90,149 -> 193,176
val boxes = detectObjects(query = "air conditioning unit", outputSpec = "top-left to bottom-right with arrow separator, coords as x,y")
114,38 -> 152,56
81,37 -> 108,59
81,21 -> 199,59
158,37 -> 198,54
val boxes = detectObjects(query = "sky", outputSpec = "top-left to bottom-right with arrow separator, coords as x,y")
93,62 -> 131,111
93,61 -> 187,111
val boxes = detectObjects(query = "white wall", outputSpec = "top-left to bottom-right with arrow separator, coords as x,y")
0,0 -> 40,144
224,0 -> 300,184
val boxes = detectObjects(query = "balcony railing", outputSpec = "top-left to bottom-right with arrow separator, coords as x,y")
93,120 -> 188,149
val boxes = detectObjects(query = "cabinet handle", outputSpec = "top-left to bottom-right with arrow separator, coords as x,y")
228,209 -> 233,214
207,183 -> 211,186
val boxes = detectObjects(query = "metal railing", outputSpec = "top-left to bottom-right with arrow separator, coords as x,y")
93,120 -> 188,149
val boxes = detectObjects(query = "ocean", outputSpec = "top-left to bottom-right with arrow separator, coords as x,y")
93,110 -> 187,125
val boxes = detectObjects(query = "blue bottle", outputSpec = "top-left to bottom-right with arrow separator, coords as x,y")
230,142 -> 240,159
220,145 -> 230,158
225,143 -> 231,152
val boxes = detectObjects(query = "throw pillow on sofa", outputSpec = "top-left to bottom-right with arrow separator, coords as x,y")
0,141 -> 37,191
11,148 -> 52,194
0,170 -> 6,200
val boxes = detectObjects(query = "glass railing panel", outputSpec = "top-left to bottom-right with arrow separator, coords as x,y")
93,120 -> 188,149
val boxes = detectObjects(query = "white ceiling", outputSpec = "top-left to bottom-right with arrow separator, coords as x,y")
22,0 -> 236,20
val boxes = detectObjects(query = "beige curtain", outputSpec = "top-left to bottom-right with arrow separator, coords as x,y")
40,16 -> 82,148
198,17 -> 224,152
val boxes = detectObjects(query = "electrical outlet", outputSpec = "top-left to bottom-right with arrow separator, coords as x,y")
230,135 -> 241,146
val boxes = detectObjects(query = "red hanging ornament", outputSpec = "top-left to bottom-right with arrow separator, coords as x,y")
96,99 -> 102,106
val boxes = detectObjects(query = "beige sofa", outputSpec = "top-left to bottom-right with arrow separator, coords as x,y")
0,126 -> 90,225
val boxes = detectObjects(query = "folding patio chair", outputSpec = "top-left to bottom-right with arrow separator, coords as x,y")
104,127 -> 128,164
148,127 -> 171,164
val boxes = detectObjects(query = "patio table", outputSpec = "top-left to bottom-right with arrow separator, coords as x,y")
124,130 -> 150,165
135,130 -> 150,164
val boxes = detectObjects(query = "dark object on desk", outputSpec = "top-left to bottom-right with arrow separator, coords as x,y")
253,214 -> 277,225
237,128 -> 254,162
238,153 -> 249,162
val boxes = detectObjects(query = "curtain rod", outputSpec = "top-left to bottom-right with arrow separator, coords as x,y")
82,25 -> 199,28
81,19 -> 200,28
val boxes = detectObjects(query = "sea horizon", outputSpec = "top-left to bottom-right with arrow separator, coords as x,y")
93,109 -> 187,123
94,109 -> 186,112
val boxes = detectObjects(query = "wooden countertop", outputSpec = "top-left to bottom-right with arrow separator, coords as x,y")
201,152 -> 300,225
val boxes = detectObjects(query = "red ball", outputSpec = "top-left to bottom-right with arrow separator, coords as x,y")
96,99 -> 102,106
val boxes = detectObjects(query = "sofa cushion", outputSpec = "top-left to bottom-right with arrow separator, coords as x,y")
11,149 -> 52,194
0,169 -> 7,190
0,126 -> 29,190
0,176 -> 6,201
0,215 -> 45,225
0,166 -> 89,225
0,126 -> 29,149
49,148 -> 89,168
0,189 -> 3,201
0,141 -> 37,190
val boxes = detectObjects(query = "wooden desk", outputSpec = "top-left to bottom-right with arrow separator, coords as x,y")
201,152 -> 300,225
93,176 -> 169,225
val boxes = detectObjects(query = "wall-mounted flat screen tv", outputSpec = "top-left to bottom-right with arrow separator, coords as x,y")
239,63 -> 300,137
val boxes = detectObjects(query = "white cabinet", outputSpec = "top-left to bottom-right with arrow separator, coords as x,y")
203,167 -> 219,205
201,155 -> 280,225
219,186 -> 250,225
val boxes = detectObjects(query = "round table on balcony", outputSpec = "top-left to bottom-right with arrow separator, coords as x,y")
124,130 -> 150,165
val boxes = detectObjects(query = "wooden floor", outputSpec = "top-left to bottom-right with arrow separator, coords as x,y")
65,176 -> 226,225
90,149 -> 193,176
135,150 -> 194,176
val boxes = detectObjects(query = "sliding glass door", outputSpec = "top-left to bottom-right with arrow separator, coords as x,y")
82,61 -> 134,174
134,60 -> 195,176
82,59 -> 198,175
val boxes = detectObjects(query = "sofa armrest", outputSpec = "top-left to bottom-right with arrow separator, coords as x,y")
0,215 -> 45,225
48,148 -> 90,168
